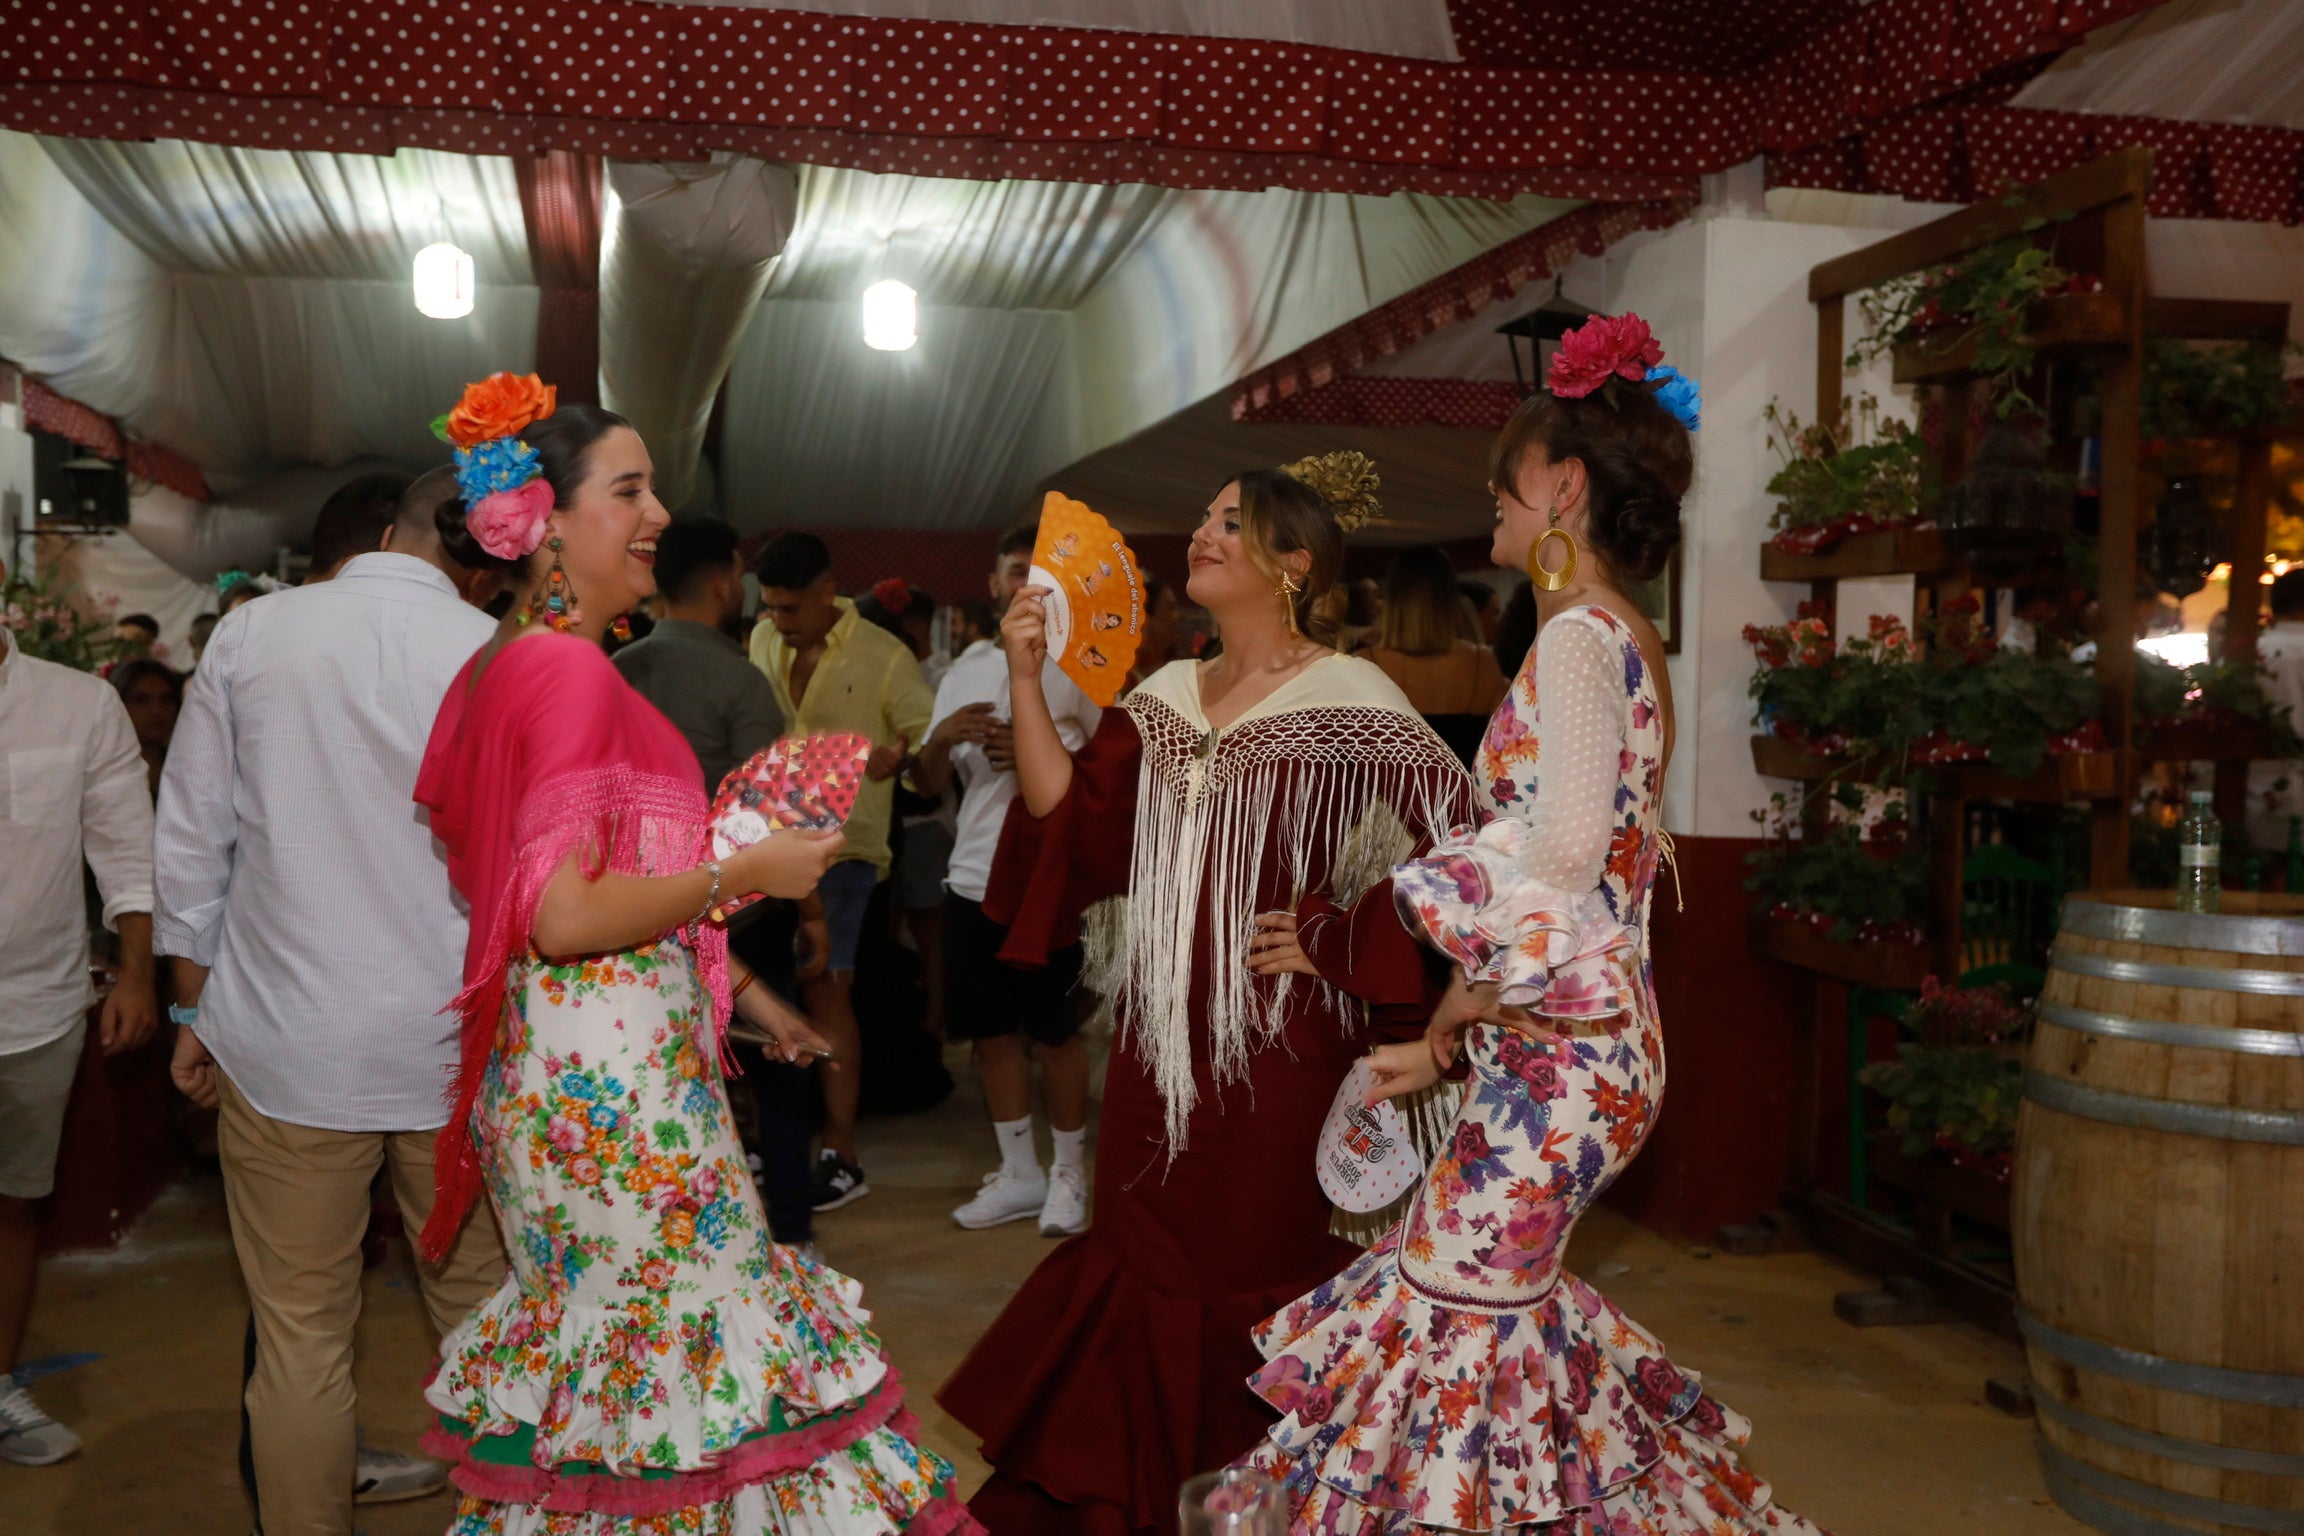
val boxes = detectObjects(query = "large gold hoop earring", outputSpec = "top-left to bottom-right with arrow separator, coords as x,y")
1528,526 -> 1577,593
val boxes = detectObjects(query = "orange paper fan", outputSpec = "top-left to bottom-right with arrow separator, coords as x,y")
1029,491 -> 1143,706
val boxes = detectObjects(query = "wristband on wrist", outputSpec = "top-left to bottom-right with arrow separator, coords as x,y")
168,1004 -> 200,1028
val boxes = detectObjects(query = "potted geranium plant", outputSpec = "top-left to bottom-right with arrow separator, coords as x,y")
2,568 -> 125,672
1849,233 -> 2098,415
1762,394 -> 1933,556
1859,975 -> 2029,1211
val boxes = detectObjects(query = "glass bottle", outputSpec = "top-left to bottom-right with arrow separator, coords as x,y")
2178,789 -> 2221,914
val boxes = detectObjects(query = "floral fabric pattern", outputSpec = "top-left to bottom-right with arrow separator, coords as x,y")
426,934 -> 972,1535
1241,610 -> 1830,1536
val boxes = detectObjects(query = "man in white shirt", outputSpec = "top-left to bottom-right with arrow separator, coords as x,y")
2248,572 -> 2304,852
155,468 -> 506,1536
914,523 -> 1101,1237
0,578 -> 157,1467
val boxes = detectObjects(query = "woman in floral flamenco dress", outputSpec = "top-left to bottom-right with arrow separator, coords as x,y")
939,455 -> 1479,1536
1238,318 -> 1832,1536
409,373 -> 980,1536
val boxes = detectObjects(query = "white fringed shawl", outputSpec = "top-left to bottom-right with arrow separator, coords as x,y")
1116,656 -> 1471,1152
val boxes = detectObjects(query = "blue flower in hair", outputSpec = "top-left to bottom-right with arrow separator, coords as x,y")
453,436 -> 542,506
1645,365 -> 1701,432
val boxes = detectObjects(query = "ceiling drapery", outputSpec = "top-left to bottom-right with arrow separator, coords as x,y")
4,0 -> 2171,200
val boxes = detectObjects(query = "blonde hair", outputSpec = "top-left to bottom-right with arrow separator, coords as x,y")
1375,544 -> 1465,657
1233,467 -> 1344,648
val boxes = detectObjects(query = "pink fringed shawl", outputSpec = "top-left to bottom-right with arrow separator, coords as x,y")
413,632 -> 729,1262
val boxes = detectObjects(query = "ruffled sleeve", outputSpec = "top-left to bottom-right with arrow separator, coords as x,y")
982,707 -> 1142,969
1392,611 -> 1637,1018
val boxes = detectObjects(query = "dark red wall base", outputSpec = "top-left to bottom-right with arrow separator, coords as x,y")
1602,833 -> 1811,1244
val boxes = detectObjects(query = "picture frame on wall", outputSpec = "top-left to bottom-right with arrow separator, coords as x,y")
1627,547 -> 1682,655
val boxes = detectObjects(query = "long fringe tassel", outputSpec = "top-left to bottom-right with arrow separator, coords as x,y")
1115,701 -> 1472,1157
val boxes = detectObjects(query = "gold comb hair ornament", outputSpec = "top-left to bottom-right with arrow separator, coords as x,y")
1279,450 -> 1381,534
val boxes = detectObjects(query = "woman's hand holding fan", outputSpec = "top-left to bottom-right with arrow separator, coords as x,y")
1027,491 -> 1145,707
708,734 -> 872,918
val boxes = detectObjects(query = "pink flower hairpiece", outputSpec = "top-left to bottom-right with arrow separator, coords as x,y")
1544,312 -> 1701,431
1546,313 -> 1664,399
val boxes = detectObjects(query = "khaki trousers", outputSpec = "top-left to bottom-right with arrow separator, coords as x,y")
217,1072 -> 506,1536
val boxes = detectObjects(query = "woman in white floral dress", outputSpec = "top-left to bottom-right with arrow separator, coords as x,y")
409,377 -> 979,1536
1238,319 -> 1830,1536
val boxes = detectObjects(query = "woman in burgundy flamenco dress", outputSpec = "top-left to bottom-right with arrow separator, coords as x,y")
938,456 -> 1478,1535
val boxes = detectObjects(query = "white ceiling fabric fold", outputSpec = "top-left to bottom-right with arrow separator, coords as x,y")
2012,0 -> 2304,129
716,184 -> 1571,528
636,0 -> 1462,59
37,137 -> 532,281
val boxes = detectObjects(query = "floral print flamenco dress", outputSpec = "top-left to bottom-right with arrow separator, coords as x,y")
413,633 -> 976,1536
1238,606 -> 1829,1536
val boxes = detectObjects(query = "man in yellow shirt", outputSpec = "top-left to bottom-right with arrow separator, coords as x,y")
750,532 -> 935,1211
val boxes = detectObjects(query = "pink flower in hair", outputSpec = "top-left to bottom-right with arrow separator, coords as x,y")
467,479 -> 555,561
1547,313 -> 1664,399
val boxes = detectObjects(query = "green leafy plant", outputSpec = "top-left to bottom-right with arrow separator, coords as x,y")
1859,975 -> 2030,1161
1744,600 -> 2100,778
1762,395 -> 1932,534
1860,1043 -> 2025,1160
2135,653 -> 2304,756
1743,811 -> 1930,943
2,568 -> 124,672
2142,341 -> 2299,441
1850,236 -> 2075,416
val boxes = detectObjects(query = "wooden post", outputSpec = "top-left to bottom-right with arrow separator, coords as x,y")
1930,793 -> 1966,979
2216,437 -> 2275,828
1817,296 -> 1846,440
2089,186 -> 2149,889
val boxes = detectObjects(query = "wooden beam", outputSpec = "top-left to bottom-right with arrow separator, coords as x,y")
1808,148 -> 2156,302
2144,298 -> 2293,343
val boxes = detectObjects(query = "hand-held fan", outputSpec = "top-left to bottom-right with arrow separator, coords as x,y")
1029,491 -> 1143,707
1315,1059 -> 1426,1213
706,732 -> 872,920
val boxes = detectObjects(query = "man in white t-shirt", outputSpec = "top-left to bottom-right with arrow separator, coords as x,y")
2247,572 -> 2304,852
914,523 -> 1102,1237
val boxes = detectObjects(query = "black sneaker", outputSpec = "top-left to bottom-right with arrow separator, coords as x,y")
810,1150 -> 870,1211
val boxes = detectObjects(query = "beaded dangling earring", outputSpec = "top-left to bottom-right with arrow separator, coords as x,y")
610,614 -> 633,642
523,536 -> 583,633
1275,568 -> 1303,636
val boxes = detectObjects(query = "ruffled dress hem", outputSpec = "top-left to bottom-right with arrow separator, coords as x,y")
1240,1230 -> 1823,1535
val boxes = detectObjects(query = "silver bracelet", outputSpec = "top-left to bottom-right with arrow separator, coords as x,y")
696,859 -> 723,923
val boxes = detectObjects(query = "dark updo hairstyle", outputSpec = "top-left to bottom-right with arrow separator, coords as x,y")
432,402 -> 635,575
1231,468 -> 1345,649
1489,385 -> 1691,583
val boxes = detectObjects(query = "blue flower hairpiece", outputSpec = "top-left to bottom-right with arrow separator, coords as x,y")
1645,365 -> 1701,432
453,436 -> 542,507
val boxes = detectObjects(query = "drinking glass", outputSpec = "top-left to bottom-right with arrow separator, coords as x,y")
1177,1467 -> 1283,1536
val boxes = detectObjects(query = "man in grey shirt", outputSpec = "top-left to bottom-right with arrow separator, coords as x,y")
612,517 -> 822,1248
612,516 -> 784,790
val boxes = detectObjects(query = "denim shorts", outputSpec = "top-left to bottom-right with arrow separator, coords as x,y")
818,858 -> 881,974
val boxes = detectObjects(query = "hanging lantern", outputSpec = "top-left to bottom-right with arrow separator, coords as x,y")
862,280 -> 918,351
1494,279 -> 1596,398
2146,475 -> 2218,600
413,242 -> 475,319
1939,411 -> 2070,577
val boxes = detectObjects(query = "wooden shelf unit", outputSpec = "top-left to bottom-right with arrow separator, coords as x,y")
1758,149 -> 2297,1328
1750,914 -> 1934,990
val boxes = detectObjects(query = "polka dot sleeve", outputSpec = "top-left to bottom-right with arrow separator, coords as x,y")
1516,612 -> 1625,894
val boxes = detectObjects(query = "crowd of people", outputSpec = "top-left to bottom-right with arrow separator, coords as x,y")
1,312 -> 1841,1536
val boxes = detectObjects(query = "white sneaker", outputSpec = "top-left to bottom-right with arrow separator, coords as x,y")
953,1166 -> 1048,1229
1039,1164 -> 1090,1237
0,1382 -> 81,1466
353,1440 -> 448,1503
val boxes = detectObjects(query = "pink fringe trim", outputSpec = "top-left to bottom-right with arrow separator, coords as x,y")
423,1368 -> 914,1516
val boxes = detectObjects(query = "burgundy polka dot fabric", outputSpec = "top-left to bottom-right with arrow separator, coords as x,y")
1237,375 -> 1523,432
0,0 -> 2217,203
1232,198 -> 1691,422
22,379 -> 211,502
1767,99 -> 2304,225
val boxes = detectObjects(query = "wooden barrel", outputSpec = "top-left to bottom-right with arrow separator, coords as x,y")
2017,891 -> 2304,1536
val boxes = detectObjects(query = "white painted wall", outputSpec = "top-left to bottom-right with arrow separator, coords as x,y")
1598,211 -> 1923,840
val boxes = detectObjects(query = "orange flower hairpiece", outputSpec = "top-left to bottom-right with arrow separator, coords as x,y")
435,372 -> 557,450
